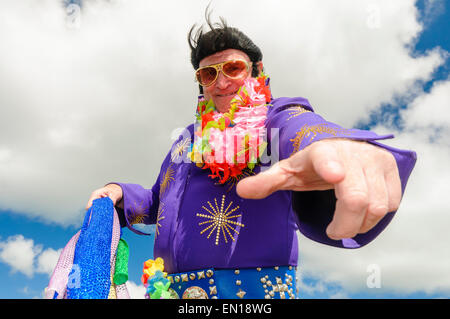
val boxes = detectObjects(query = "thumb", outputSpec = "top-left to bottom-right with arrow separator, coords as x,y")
236,163 -> 288,199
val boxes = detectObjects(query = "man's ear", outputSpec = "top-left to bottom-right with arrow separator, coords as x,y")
256,61 -> 264,75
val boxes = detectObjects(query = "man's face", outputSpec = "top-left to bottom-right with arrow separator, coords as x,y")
198,49 -> 253,113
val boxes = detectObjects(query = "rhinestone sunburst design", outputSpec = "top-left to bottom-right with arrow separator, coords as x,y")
196,195 -> 245,246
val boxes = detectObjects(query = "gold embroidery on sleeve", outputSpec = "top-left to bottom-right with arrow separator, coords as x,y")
129,200 -> 148,225
286,105 -> 311,121
171,138 -> 190,162
160,163 -> 175,197
155,202 -> 166,238
289,124 -> 352,156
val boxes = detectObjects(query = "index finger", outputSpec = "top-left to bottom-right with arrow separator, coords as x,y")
293,139 -> 346,185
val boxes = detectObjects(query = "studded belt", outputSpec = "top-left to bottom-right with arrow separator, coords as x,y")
167,266 -> 297,299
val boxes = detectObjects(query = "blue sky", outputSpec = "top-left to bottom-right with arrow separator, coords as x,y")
357,0 -> 449,131
0,0 -> 449,299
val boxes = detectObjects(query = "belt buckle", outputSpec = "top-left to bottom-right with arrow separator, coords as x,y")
167,268 -> 218,299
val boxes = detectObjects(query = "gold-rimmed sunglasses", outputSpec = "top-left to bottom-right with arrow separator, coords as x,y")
195,60 -> 252,87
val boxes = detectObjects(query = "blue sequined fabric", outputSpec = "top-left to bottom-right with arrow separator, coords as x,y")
67,197 -> 113,299
168,266 -> 297,299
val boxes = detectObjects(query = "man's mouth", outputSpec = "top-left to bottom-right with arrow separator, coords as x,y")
216,91 -> 238,97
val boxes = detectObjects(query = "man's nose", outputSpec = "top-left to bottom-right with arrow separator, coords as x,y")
215,71 -> 230,89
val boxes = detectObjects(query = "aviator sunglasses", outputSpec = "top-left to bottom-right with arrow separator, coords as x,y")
195,60 -> 252,87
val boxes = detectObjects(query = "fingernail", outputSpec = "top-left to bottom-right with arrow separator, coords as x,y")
327,161 -> 342,172
326,224 -> 335,237
326,224 -> 342,240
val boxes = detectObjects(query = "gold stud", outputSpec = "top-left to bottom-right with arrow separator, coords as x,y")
274,266 -> 279,270
181,274 -> 188,282
236,289 -> 246,299
209,286 -> 217,295
236,280 -> 241,286
260,277 -> 267,284
206,270 -> 214,278
256,267 -> 261,271
168,276 -> 174,284
234,269 -> 240,275
209,279 -> 214,285
197,271 -> 205,279
189,273 -> 196,280
175,276 -> 180,283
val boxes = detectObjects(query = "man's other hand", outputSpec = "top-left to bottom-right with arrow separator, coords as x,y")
236,138 -> 401,240
85,183 -> 123,210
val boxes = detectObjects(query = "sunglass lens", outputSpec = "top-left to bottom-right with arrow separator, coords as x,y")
197,67 -> 217,86
223,60 -> 248,78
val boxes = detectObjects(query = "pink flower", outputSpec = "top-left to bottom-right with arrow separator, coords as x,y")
242,78 -> 267,106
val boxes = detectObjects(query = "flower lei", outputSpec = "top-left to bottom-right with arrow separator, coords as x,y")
142,257 -> 172,299
189,73 -> 272,184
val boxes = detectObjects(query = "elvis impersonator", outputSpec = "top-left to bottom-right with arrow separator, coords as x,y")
85,18 -> 416,300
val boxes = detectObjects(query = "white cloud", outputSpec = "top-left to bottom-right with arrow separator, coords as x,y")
126,280 -> 146,299
297,77 -> 450,297
0,235 -> 42,277
0,0 -> 445,226
399,78 -> 450,136
0,0 -> 448,298
0,234 -> 62,280
36,247 -> 62,277
297,275 -> 327,296
422,0 -> 446,27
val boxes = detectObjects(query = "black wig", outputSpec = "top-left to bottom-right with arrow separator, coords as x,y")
188,10 -> 263,92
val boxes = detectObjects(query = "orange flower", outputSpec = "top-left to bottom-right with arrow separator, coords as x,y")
142,257 -> 166,284
201,112 -> 215,130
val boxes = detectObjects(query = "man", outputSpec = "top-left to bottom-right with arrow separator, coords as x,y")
86,19 -> 416,299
